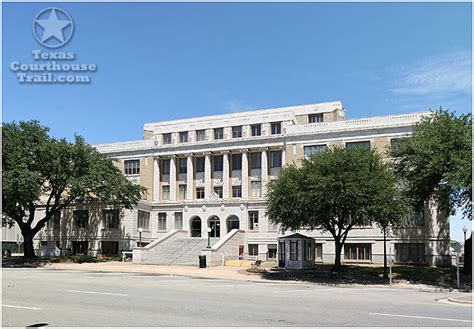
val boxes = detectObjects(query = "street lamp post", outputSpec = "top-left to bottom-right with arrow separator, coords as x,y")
207,227 -> 212,248
138,227 -> 143,247
463,226 -> 468,244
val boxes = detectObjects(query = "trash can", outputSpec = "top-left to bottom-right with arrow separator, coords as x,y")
199,255 -> 206,268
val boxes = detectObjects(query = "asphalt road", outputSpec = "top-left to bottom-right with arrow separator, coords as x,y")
2,268 -> 472,327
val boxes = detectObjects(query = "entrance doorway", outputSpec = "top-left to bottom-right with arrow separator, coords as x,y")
208,216 -> 220,238
190,217 -> 202,237
226,215 -> 239,233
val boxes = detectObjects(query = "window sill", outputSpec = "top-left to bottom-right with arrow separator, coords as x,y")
247,230 -> 260,233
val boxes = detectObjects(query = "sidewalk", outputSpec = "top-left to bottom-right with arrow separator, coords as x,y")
45,261 -> 266,282
448,295 -> 472,305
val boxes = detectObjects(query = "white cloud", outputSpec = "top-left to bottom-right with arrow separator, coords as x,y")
391,51 -> 471,96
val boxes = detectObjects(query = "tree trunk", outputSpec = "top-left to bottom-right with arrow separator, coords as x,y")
333,241 -> 343,271
22,231 -> 36,258
383,228 -> 388,281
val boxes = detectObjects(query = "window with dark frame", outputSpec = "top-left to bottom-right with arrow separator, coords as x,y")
179,131 -> 188,143
344,244 -> 372,261
214,128 -> 224,140
73,210 -> 89,229
213,186 -> 223,198
251,124 -> 261,136
395,243 -> 425,263
162,185 -> 170,200
303,144 -> 328,159
174,212 -> 183,230
195,157 -> 205,173
196,130 -> 206,142
248,244 -> 259,256
158,213 -> 167,231
178,184 -> 187,200
232,153 -> 242,171
163,133 -> 172,145
304,241 -> 313,261
271,122 -> 282,135
232,126 -> 242,138
103,210 -> 119,229
308,113 -> 324,123
137,210 -> 150,230
196,187 -> 205,199
270,151 -> 282,168
250,152 -> 261,169
346,141 -> 371,149
232,185 -> 242,198
178,158 -> 187,174
161,159 -> 171,175
315,243 -> 323,261
290,241 -> 298,261
248,211 -> 259,230
213,155 -> 223,172
124,159 -> 140,175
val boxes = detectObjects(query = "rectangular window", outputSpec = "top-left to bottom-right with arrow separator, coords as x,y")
232,185 -> 242,198
308,113 -> 324,123
395,243 -> 425,263
232,126 -> 242,138
251,124 -> 261,137
178,184 -> 187,200
158,213 -> 167,231
161,159 -> 170,175
290,241 -> 298,261
124,160 -> 140,175
251,181 -> 261,198
232,153 -> 242,171
178,158 -> 187,174
103,210 -> 119,229
162,133 -> 172,145
195,157 -> 205,173
137,210 -> 150,230
213,186 -> 223,198
250,152 -> 261,169
174,212 -> 183,230
315,243 -> 323,261
179,131 -> 188,144
271,122 -> 282,135
73,210 -> 88,229
196,187 -> 205,199
213,155 -> 223,172
304,241 -> 313,261
304,144 -> 328,159
162,185 -> 170,200
72,241 -> 89,256
270,151 -> 282,168
48,212 -> 61,230
344,244 -> 372,261
402,209 -> 425,226
248,211 -> 259,230
214,128 -> 224,140
196,130 -> 206,142
346,141 -> 371,149
101,241 -> 119,256
248,244 -> 259,257
268,244 -> 277,259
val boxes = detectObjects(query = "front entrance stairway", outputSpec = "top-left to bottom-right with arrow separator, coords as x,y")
144,237 -> 219,265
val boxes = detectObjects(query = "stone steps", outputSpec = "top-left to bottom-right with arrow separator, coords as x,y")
144,238 -> 220,265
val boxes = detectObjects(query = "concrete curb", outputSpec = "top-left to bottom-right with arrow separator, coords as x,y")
447,296 -> 472,305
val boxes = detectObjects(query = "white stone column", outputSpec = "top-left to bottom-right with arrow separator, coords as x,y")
241,149 -> 249,198
261,147 -> 268,197
153,156 -> 160,202
204,152 -> 212,198
281,146 -> 286,167
169,156 -> 177,201
186,154 -> 193,200
222,151 -> 230,199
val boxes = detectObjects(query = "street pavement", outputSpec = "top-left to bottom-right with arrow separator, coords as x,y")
2,267 -> 472,327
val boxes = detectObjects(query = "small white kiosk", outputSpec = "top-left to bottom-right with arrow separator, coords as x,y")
278,233 -> 315,269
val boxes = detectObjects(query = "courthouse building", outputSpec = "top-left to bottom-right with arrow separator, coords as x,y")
33,101 -> 451,266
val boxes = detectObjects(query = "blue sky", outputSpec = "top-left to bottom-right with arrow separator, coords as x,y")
3,2 -> 471,241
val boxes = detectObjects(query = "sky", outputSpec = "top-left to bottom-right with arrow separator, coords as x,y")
3,2 -> 472,242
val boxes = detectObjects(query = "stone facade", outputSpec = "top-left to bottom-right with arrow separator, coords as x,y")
31,101 -> 451,266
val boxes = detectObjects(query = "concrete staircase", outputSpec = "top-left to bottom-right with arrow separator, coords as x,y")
144,238 -> 219,265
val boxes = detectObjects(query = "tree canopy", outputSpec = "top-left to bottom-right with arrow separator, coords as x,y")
267,146 -> 408,270
2,120 -> 144,257
389,109 -> 472,220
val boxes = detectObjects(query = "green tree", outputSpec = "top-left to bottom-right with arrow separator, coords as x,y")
2,120 -> 144,258
389,109 -> 472,274
267,146 -> 408,271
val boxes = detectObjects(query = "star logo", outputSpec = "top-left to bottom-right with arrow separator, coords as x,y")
32,8 -> 74,48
